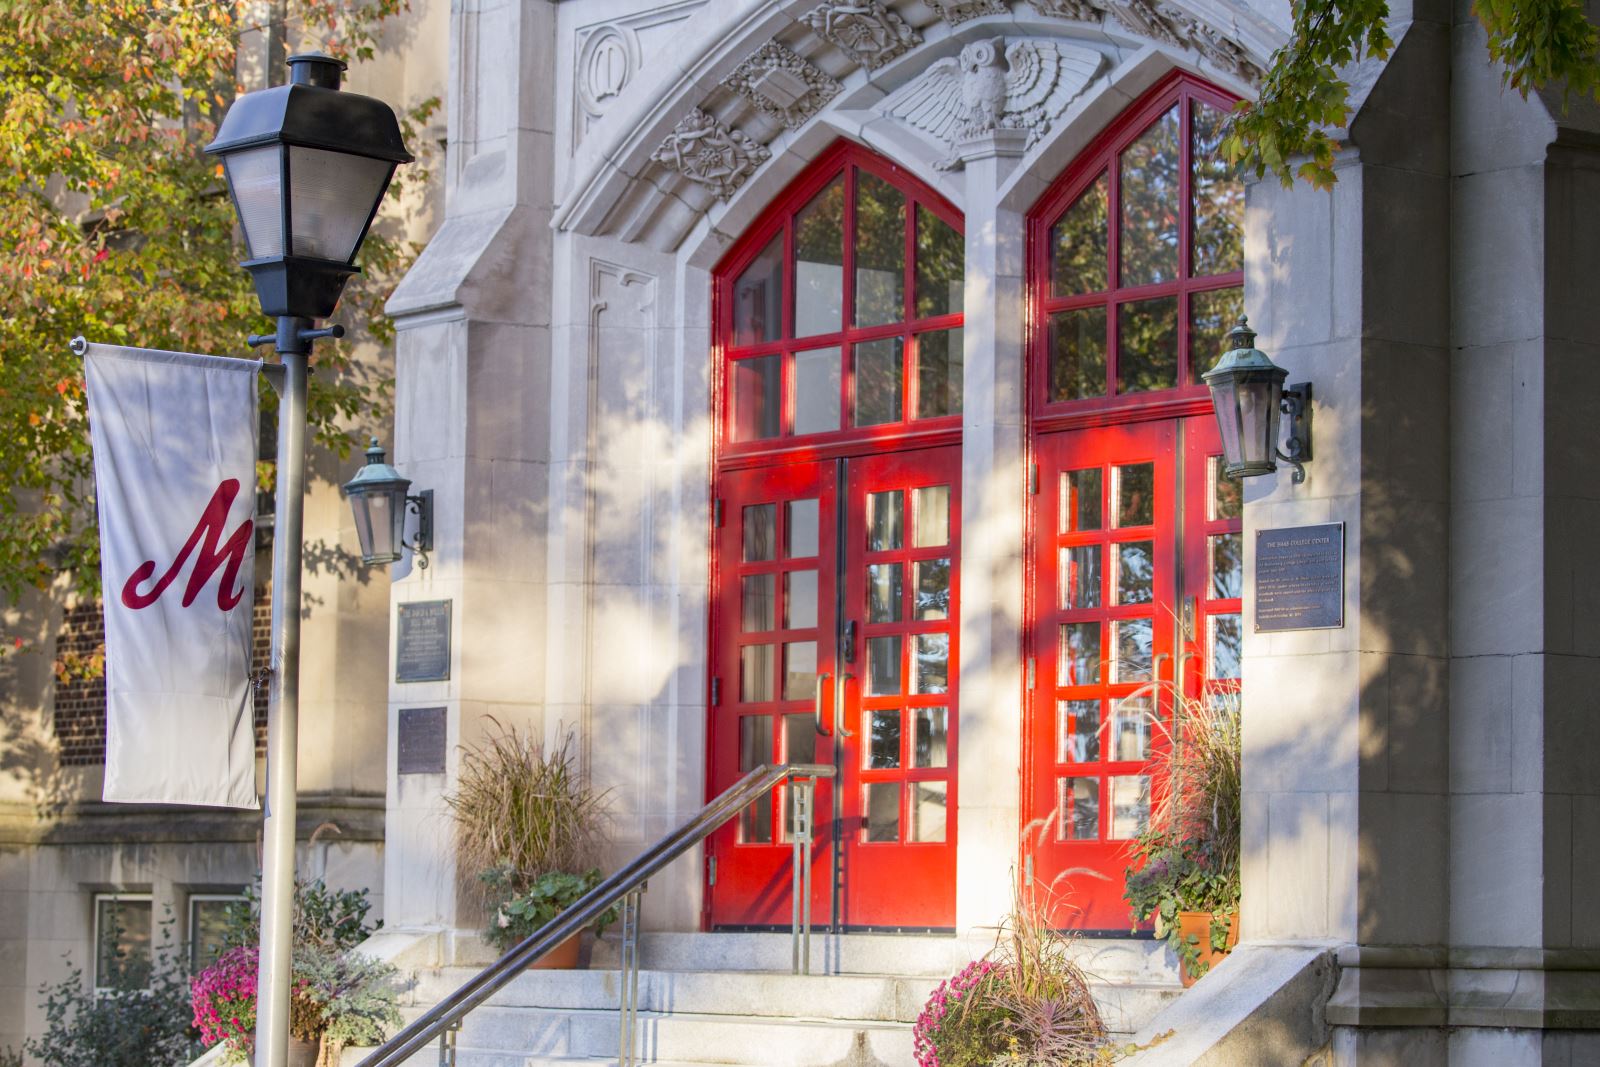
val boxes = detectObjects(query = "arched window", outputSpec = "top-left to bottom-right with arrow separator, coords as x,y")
1029,75 -> 1243,421
717,143 -> 964,453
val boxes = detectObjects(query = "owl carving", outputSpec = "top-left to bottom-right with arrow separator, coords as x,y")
885,37 -> 1104,167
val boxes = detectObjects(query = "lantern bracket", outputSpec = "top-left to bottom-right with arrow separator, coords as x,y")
406,489 -> 434,570
1277,383 -> 1313,484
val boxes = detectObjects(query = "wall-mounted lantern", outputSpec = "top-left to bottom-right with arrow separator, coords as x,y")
1202,316 -> 1312,483
343,437 -> 432,568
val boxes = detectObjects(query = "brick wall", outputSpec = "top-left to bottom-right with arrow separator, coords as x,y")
52,594 -> 271,766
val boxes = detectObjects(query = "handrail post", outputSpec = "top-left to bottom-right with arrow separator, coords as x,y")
801,777 -> 814,976
618,884 -> 644,1067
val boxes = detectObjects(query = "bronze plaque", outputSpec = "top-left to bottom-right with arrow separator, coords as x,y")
1255,523 -> 1344,631
396,599 -> 451,682
397,707 -> 447,775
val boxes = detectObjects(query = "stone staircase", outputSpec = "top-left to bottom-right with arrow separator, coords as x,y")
363,931 -> 1183,1067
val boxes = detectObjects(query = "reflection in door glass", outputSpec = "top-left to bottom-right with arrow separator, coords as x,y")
1209,614 -> 1242,679
867,563 -> 903,622
742,575 -> 774,632
794,347 -> 842,435
1061,545 -> 1101,609
914,707 -> 948,768
1109,774 -> 1150,838
855,337 -> 904,426
911,782 -> 947,842
732,355 -> 781,441
1115,541 -> 1154,604
743,504 -> 776,561
741,644 -> 774,702
1210,456 -> 1242,520
916,206 -> 964,316
868,636 -> 902,696
1111,695 -> 1152,760
782,641 -> 817,701
1210,534 -> 1242,599
1061,469 -> 1102,531
913,485 -> 950,547
1059,623 -> 1101,685
867,491 -> 903,552
915,327 -> 963,418
739,716 -> 773,843
1059,777 -> 1100,840
1116,296 -> 1179,394
855,172 -> 906,327
784,571 -> 818,629
1058,700 -> 1101,762
786,500 -> 819,558
732,234 -> 783,347
794,178 -> 845,337
912,634 -> 949,694
864,782 -> 900,842
1114,463 -> 1155,526
1049,307 -> 1108,403
1119,106 -> 1181,287
1112,618 -> 1153,683
866,710 -> 901,768
914,559 -> 950,620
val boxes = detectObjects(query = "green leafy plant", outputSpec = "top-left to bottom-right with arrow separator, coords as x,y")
289,943 -> 404,1064
480,867 -> 618,953
220,875 -> 378,955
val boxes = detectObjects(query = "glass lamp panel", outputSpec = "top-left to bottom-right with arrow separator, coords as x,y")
795,178 -> 845,337
224,146 -> 285,259
286,147 -> 392,262
1238,376 -> 1284,468
386,486 -> 408,563
733,235 -> 784,346
1209,377 -> 1244,469
350,489 -> 382,561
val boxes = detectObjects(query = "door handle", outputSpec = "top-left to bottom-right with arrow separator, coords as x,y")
1152,652 -> 1171,682
814,673 -> 831,736
838,674 -> 856,738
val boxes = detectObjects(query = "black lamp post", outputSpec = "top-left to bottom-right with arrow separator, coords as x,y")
343,437 -> 432,568
1202,316 -> 1312,483
205,52 -> 411,1067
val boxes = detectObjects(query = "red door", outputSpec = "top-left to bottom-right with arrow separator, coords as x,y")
708,447 -> 960,930
1025,416 -> 1239,930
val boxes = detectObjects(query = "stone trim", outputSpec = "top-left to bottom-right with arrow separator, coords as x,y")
1328,949 -> 1600,1030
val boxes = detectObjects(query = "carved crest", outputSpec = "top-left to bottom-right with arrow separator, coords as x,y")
882,37 -> 1105,167
1026,0 -> 1106,20
650,110 -> 772,199
800,0 -> 921,70
721,42 -> 842,128
1028,0 -> 1264,80
928,0 -> 1010,24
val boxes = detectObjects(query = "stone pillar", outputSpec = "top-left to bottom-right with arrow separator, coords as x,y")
381,0 -> 558,933
955,132 -> 1028,933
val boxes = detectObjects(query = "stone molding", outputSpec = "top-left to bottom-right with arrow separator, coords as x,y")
1029,0 -> 1264,81
721,42 -> 842,129
929,0 -> 1011,24
649,109 -> 773,200
799,0 -> 921,70
1328,947 -> 1600,1030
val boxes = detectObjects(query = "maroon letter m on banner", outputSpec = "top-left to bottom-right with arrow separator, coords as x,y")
121,479 -> 254,611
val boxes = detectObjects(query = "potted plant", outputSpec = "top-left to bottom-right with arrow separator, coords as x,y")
1124,688 -> 1242,986
444,722 -> 614,967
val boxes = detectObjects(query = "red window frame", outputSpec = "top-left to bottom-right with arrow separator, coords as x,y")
1026,72 -> 1243,435
713,140 -> 966,470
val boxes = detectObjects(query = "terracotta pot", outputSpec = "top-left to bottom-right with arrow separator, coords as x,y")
1176,910 -> 1240,987
528,930 -> 582,970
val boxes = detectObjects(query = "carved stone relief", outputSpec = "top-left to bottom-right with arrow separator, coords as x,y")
800,0 -> 921,70
1027,0 -> 1264,81
721,42 -> 842,129
1026,0 -> 1105,19
927,0 -> 1010,24
573,1 -> 707,149
650,109 -> 773,199
882,37 -> 1105,167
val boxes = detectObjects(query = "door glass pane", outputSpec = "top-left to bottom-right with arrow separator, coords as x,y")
784,712 -> 817,764
1110,694 -> 1152,761
915,206 -> 963,317
1119,106 -> 1180,287
855,171 -> 906,326
854,336 -> 903,426
914,707 -> 949,768
1051,173 -> 1108,296
1112,618 -> 1153,683
1059,623 -> 1101,686
1061,469 -> 1102,531
1059,777 -> 1100,840
914,558 -> 951,620
1189,287 -> 1244,384
1049,306 -> 1107,402
1114,463 -> 1155,526
1192,102 -> 1244,278
911,782 -> 948,842
867,490 -> 903,551
1110,774 -> 1151,838
787,499 -> 819,558
743,504 -> 775,561
866,710 -> 901,768
1115,540 -> 1154,605
738,717 -> 773,842
912,634 -> 949,694
868,635 -> 902,695
1060,545 -> 1102,609
1209,613 -> 1242,679
794,346 -> 842,435
794,177 -> 845,338
732,355 -> 780,440
1211,533 -> 1242,599
863,782 -> 900,842
1210,456 -> 1242,519
784,570 -> 818,629
1117,295 -> 1179,394
915,327 -> 963,418
1058,700 -> 1101,762
742,574 -> 774,632
740,644 -> 774,702
913,485 -> 950,547
867,563 -> 904,623
783,641 -> 817,700
732,234 -> 782,347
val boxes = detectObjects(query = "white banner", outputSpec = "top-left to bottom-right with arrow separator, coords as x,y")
84,342 -> 262,808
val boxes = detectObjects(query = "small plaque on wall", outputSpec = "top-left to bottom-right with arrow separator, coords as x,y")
1255,523 -> 1345,632
396,600 -> 451,682
397,707 -> 447,775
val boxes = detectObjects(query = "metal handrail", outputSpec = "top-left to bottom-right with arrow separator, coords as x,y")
356,762 -> 836,1067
